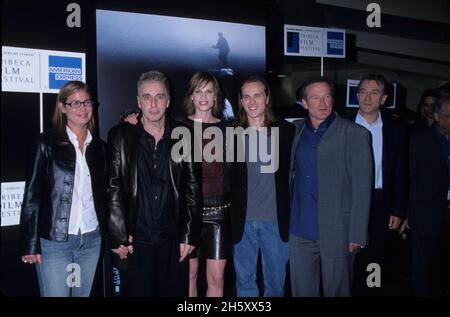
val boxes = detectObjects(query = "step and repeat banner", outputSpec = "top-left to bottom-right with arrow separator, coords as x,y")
2,9 -> 265,295
1,46 -> 85,228
1,47 -> 85,296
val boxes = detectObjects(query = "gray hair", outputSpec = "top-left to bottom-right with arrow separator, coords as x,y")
358,73 -> 388,95
137,70 -> 170,97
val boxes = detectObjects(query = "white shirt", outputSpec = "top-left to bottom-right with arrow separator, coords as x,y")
355,111 -> 383,189
66,126 -> 99,235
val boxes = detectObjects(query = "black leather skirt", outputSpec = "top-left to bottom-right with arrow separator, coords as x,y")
191,195 -> 230,260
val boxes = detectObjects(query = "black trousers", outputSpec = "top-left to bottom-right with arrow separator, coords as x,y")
122,239 -> 188,297
411,231 -> 448,297
353,189 -> 401,296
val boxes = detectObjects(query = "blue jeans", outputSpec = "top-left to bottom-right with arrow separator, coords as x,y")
233,221 -> 288,297
36,228 -> 101,297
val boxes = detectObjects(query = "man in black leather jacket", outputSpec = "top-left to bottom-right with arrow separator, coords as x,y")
107,70 -> 202,296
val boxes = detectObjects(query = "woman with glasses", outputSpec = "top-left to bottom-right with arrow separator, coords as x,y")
20,81 -> 107,297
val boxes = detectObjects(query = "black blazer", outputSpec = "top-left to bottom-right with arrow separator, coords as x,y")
348,111 -> 409,219
106,119 -> 202,249
229,119 -> 295,243
409,126 -> 449,236
20,130 -> 107,255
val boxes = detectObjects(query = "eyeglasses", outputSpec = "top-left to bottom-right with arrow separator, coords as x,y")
64,100 -> 95,109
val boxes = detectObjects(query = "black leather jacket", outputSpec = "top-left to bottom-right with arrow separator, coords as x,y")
106,119 -> 202,249
20,130 -> 107,255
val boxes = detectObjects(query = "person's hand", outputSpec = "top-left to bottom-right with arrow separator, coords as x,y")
179,243 -> 195,262
127,235 -> 134,254
112,245 -> 129,259
389,215 -> 402,230
21,254 -> 42,264
124,113 -> 139,125
349,243 -> 364,253
398,219 -> 409,234
112,235 -> 134,259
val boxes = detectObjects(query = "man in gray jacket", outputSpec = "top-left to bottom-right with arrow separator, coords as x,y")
289,77 -> 373,297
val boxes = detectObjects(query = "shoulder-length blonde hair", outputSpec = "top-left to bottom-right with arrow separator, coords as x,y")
52,81 -> 95,141
183,72 -> 224,119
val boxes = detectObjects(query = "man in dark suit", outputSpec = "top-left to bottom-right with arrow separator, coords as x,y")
291,86 -> 309,118
350,74 -> 409,296
412,88 -> 439,132
289,77 -> 373,297
275,86 -> 309,120
403,96 -> 450,296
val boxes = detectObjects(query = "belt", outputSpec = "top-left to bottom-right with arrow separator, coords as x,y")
202,194 -> 230,218
203,194 -> 229,208
203,203 -> 230,212
202,203 -> 230,218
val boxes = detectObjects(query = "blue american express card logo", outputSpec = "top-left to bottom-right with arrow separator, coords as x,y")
326,31 -> 344,56
48,56 -> 82,89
